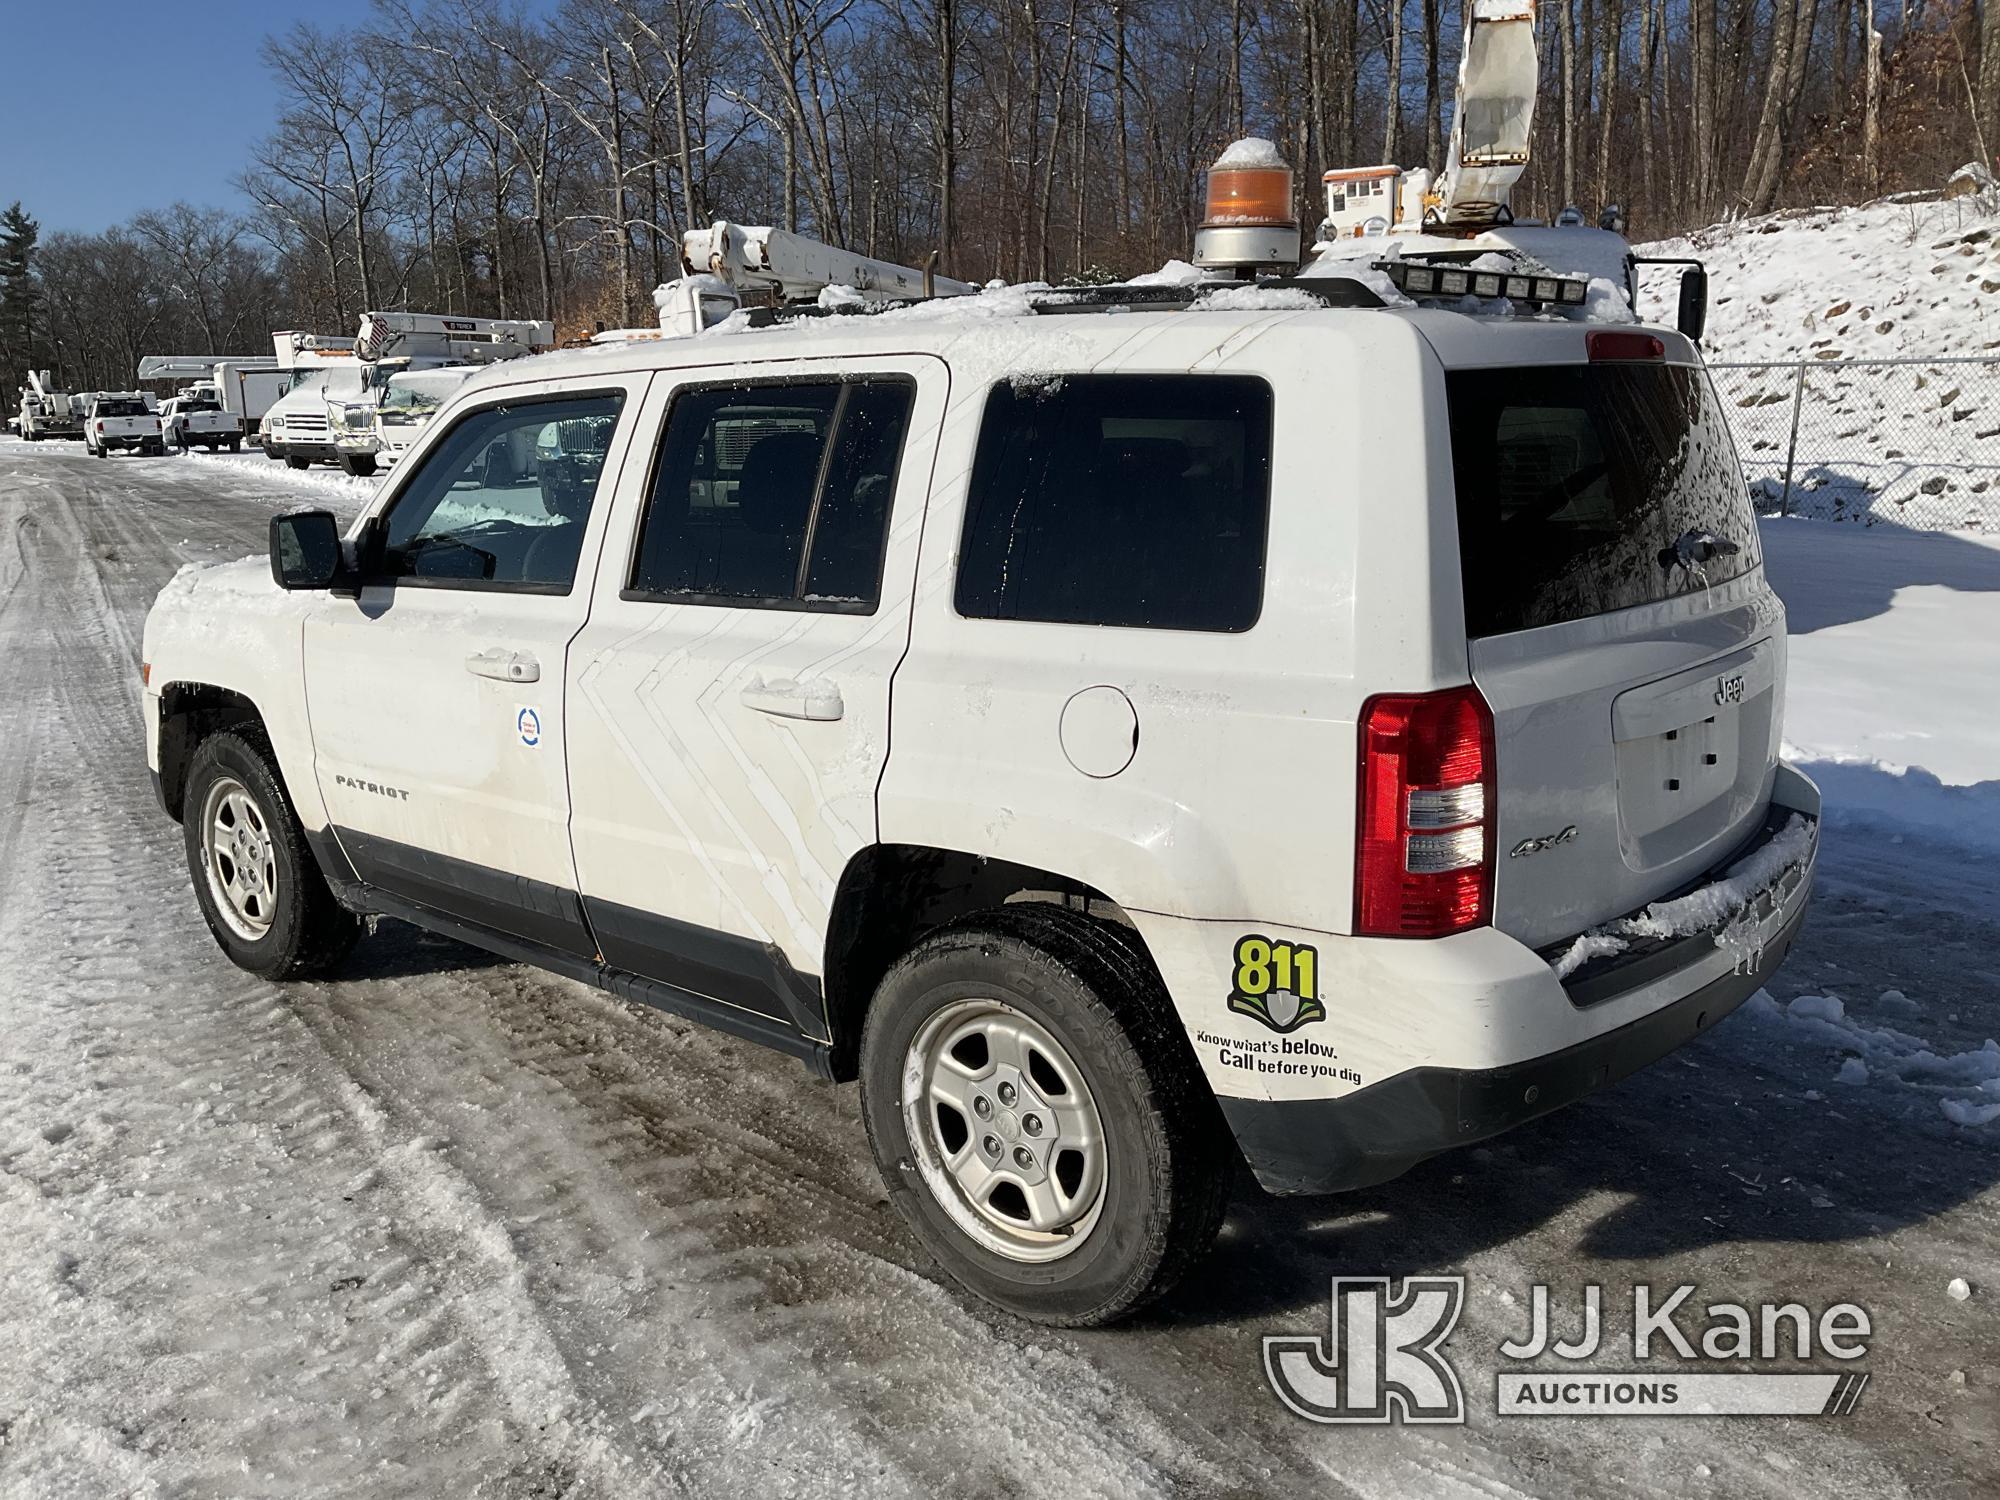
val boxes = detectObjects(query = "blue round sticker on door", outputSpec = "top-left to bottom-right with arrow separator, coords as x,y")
517,706 -> 542,747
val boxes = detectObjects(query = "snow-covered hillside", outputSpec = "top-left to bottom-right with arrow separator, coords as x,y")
1642,195 -> 2000,362
1641,195 -> 2000,529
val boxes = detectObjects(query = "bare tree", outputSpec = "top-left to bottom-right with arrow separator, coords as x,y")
131,204 -> 248,354
261,25 -> 409,309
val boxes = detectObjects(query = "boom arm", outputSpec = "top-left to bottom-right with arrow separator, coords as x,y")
685,222 -> 978,303
1434,0 -> 1540,228
353,312 -> 555,364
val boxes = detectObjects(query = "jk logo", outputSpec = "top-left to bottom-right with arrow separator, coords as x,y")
1264,1276 -> 1466,1424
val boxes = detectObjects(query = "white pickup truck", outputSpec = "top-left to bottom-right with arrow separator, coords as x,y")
161,394 -> 244,452
84,394 -> 166,457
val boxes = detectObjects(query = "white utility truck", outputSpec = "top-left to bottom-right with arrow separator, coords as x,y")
265,315 -> 553,472
16,371 -> 82,440
258,332 -> 361,467
142,72 -> 1806,1325
137,353 -> 288,445
332,364 -> 479,475
328,313 -> 554,476
83,392 -> 166,456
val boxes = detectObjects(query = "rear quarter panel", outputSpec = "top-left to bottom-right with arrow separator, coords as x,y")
880,313 -> 1466,935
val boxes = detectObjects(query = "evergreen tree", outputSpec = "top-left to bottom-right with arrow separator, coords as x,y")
0,202 -> 41,400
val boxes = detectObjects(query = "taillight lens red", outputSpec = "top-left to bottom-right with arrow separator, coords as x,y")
1355,685 -> 1496,937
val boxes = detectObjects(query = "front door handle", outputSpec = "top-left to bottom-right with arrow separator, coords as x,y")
739,677 -> 844,722
465,648 -> 540,684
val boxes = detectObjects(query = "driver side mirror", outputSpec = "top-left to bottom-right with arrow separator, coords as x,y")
1676,265 -> 1708,345
269,508 -> 344,590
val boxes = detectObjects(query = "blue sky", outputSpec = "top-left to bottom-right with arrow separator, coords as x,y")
0,0 -> 333,233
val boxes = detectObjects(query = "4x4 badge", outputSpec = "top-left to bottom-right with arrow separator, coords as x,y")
1227,935 -> 1327,1033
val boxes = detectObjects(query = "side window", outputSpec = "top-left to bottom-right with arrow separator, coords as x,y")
376,392 -> 624,591
955,375 -> 1273,632
629,378 -> 914,611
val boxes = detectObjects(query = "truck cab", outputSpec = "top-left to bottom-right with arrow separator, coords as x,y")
332,365 -> 479,476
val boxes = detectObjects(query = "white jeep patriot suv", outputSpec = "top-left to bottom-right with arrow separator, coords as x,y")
142,279 -> 1819,1326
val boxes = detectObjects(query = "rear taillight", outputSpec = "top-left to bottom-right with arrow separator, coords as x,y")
1355,685 -> 1496,938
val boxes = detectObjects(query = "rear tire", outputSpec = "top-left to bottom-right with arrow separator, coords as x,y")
181,730 -> 361,980
228,437 -> 242,453
859,906 -> 1231,1327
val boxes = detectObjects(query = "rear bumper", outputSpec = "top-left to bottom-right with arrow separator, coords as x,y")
1220,764 -> 1819,1195
1221,899 -> 1802,1193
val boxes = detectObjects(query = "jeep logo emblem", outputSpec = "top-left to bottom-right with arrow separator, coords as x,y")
1714,672 -> 1747,706
1509,826 -> 1578,859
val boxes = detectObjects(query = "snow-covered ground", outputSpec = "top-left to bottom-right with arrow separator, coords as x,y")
1641,196 -> 2000,529
1641,196 -> 2000,364
0,438 -> 1995,1497
1765,518 -> 2000,850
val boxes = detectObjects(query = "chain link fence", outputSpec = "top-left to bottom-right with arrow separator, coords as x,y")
1709,356 -> 2000,530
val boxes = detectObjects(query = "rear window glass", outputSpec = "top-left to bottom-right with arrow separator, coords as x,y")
1446,363 -> 1760,637
97,399 -> 148,417
956,375 -> 1272,631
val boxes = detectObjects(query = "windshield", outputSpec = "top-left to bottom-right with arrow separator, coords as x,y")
382,382 -> 445,414
1445,361 -> 1760,637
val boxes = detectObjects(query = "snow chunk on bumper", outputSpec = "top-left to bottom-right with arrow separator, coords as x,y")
1548,815 -> 1817,980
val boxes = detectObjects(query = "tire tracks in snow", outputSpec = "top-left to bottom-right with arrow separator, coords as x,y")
0,443 -> 1246,1497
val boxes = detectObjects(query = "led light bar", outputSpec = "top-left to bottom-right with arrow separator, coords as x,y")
1371,259 -> 1590,308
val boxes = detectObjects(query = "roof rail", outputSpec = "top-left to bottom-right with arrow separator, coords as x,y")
739,274 -> 1384,328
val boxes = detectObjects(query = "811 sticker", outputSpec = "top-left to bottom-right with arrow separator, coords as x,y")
1227,935 -> 1327,1033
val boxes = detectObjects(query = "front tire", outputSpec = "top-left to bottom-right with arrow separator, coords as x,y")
339,453 -> 377,477
285,454 -> 311,470
182,730 -> 361,979
859,907 -> 1231,1326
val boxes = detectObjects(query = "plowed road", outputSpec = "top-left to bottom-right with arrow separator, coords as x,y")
0,438 -> 1993,1498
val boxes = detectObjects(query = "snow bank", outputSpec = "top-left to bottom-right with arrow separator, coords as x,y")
1639,197 -> 2000,364
1760,516 -> 2000,836
1642,197 -> 2000,528
1746,990 -> 2000,1128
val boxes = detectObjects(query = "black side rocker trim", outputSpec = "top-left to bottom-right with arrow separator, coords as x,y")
1220,895 -> 1805,1196
336,825 -> 598,960
302,827 -> 836,1077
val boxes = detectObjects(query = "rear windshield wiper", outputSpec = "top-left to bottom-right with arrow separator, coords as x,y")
1658,528 -> 1740,572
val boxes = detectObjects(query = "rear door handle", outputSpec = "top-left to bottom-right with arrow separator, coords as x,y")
739,677 -> 844,722
465,648 -> 541,683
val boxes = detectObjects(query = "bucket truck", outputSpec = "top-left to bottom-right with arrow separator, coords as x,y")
17,371 -> 82,441
1296,0 -> 1705,330
647,222 -> 978,336
308,312 -> 555,475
